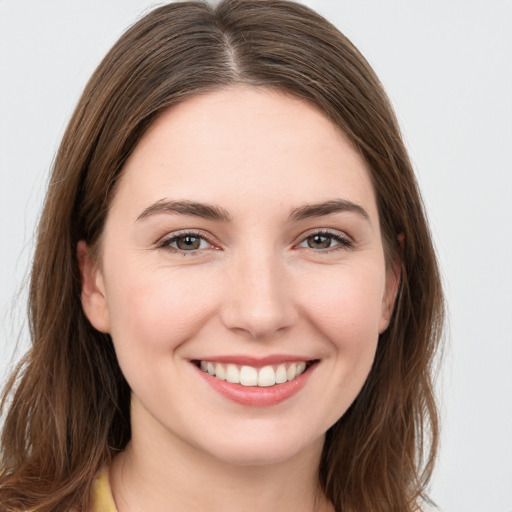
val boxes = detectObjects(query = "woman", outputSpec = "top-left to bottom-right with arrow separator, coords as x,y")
0,1 -> 444,511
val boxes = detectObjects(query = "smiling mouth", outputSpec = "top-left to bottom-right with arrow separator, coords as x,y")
195,360 -> 316,387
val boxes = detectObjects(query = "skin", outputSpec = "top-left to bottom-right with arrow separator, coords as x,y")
79,86 -> 400,512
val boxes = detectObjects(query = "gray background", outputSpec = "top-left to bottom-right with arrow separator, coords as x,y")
1,1 -> 511,511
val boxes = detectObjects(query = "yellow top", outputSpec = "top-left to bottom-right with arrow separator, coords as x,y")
91,466 -> 118,512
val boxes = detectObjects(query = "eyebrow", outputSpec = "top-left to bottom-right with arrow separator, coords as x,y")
288,199 -> 370,222
136,198 -> 369,224
136,199 -> 231,222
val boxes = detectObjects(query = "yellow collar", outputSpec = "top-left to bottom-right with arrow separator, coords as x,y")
92,466 -> 118,512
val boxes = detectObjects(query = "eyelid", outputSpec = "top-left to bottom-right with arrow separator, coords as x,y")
155,228 -> 353,254
156,229 -> 219,253
295,228 -> 354,250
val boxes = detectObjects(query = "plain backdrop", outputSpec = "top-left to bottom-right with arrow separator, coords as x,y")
1,1 -> 511,511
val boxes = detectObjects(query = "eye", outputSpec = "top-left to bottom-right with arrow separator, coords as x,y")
158,231 -> 214,253
297,230 -> 352,251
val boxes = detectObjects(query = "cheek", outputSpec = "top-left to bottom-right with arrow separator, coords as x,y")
299,262 -> 387,346
297,264 -> 385,422
104,260 -> 221,355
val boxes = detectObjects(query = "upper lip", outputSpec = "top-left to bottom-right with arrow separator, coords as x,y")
192,354 -> 315,366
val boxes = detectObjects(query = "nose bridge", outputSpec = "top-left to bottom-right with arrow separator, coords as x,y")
221,242 -> 297,338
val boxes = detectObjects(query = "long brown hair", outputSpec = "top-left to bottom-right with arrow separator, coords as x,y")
0,1 -> 444,511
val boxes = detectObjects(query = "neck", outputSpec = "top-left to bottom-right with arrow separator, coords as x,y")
110,402 -> 332,512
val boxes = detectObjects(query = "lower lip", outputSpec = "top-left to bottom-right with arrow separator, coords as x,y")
194,363 -> 316,406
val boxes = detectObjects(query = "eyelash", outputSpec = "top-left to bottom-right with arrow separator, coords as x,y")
297,229 -> 353,252
157,229 -> 353,255
157,231 -> 217,255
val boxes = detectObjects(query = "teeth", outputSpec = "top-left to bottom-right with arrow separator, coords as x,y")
275,364 -> 287,384
258,365 -> 276,387
287,363 -> 297,381
226,364 -> 239,383
198,360 -> 310,387
215,363 -> 226,381
240,366 -> 258,386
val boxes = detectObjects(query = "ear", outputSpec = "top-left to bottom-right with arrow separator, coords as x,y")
77,241 -> 111,333
378,234 -> 403,334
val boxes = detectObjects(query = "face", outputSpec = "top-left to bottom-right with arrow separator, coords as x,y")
79,87 -> 399,467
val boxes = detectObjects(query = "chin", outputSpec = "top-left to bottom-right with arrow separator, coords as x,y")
196,429 -> 325,467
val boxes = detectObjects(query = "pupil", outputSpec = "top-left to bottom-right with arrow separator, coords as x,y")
308,234 -> 331,249
178,236 -> 200,250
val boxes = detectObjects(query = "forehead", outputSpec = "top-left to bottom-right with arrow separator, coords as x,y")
114,86 -> 378,221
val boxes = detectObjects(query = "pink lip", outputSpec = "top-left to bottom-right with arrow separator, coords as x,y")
193,358 -> 318,407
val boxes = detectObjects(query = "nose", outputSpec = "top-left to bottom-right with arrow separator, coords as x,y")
220,249 -> 298,339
